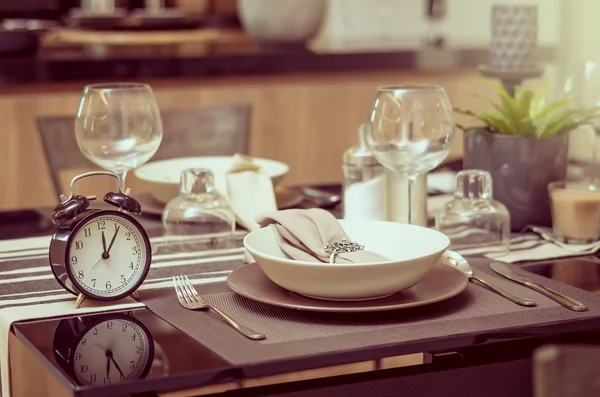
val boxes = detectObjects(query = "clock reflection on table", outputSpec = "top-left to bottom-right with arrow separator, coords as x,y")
52,312 -> 167,386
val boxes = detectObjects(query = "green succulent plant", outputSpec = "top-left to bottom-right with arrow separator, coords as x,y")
454,84 -> 600,138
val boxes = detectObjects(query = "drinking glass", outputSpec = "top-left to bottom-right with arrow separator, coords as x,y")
162,168 -> 236,253
75,83 -> 163,187
366,85 -> 455,224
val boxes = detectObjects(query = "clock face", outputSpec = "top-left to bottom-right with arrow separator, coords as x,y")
72,318 -> 153,386
66,212 -> 150,300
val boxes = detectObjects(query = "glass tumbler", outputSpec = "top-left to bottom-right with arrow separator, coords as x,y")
548,180 -> 600,244
436,170 -> 510,254
162,168 -> 236,253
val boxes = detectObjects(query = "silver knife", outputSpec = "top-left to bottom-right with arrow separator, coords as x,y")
489,261 -> 588,312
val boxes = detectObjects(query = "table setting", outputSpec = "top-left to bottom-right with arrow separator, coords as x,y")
6,33 -> 600,396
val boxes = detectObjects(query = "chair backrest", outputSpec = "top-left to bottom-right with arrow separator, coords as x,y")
38,104 -> 251,200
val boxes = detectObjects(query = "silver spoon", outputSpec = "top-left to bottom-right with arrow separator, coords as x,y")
443,251 -> 536,307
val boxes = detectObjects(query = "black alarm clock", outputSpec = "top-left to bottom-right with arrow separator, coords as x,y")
52,312 -> 155,386
49,171 -> 152,309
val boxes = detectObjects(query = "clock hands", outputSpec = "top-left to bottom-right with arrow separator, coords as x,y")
106,351 -> 125,380
93,226 -> 120,269
106,226 -> 120,255
101,231 -> 108,259
106,354 -> 111,378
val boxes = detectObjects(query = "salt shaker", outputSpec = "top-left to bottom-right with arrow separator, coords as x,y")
342,123 -> 387,220
435,170 -> 510,255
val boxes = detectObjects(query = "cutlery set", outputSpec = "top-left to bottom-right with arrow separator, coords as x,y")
172,253 -> 588,341
447,251 -> 587,312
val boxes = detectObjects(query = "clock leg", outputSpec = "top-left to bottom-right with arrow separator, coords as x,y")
74,293 -> 86,309
131,291 -> 141,301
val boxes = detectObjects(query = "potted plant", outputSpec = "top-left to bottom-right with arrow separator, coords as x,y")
455,84 -> 600,231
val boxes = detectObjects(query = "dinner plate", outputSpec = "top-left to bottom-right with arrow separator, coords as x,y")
226,262 -> 468,313
136,187 -> 304,216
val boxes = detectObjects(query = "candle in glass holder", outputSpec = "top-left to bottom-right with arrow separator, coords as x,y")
490,4 -> 538,71
549,181 -> 600,243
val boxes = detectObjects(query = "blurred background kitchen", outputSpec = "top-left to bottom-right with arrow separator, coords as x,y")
0,0 -> 591,212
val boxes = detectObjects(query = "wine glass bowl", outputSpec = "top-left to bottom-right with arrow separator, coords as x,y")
75,82 -> 163,186
367,85 -> 455,176
367,84 -> 456,224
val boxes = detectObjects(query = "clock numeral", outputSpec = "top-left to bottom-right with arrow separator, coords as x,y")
106,321 -> 113,330
75,352 -> 81,361
77,270 -> 84,279
129,262 -> 134,270
75,241 -> 83,250
90,374 -> 97,383
104,377 -> 111,384
131,333 -> 136,341
122,323 -> 128,332
114,222 -> 120,231
132,246 -> 139,255
91,279 -> 96,288
129,360 -> 135,369
135,346 -> 141,354
71,256 -> 78,265
125,231 -> 132,241
120,274 -> 126,283
92,327 -> 98,336
80,338 -> 86,346
106,281 -> 112,290
80,365 -> 88,374
97,221 -> 106,230
83,228 -> 92,238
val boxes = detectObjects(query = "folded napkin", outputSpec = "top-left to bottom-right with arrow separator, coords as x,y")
256,208 -> 390,263
214,154 -> 278,232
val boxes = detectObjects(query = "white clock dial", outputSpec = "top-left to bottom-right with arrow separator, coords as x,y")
67,214 -> 149,299
73,319 -> 152,386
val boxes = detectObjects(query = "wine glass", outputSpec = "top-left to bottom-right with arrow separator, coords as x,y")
366,85 -> 455,224
75,83 -> 163,187
562,61 -> 600,182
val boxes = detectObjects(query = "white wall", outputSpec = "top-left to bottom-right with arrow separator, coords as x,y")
314,0 -> 561,50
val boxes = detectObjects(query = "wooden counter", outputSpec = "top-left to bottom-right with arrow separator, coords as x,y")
0,68 -> 541,211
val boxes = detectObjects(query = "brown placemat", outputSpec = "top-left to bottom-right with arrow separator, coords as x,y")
139,258 -> 600,366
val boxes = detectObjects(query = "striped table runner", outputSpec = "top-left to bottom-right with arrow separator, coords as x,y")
0,231 -> 248,397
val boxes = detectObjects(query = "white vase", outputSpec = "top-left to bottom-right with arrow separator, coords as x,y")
489,4 -> 538,71
237,0 -> 326,45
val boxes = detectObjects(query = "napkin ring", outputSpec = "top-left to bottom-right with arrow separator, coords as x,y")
324,239 -> 364,263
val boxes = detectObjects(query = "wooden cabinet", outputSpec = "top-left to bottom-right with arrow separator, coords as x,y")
0,68 -> 529,211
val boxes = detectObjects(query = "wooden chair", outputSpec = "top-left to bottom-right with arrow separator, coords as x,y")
37,105 -> 251,202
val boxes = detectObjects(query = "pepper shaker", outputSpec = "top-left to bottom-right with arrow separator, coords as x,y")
342,123 -> 387,220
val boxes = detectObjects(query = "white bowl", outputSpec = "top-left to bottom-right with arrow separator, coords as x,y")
134,156 -> 290,204
244,220 -> 450,301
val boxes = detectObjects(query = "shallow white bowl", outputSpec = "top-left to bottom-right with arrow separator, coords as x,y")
244,220 -> 450,301
134,156 -> 290,204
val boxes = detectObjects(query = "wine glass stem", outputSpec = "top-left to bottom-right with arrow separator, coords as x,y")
407,173 -> 418,225
117,170 -> 128,190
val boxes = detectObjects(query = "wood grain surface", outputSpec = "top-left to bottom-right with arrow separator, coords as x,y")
0,69 -> 546,211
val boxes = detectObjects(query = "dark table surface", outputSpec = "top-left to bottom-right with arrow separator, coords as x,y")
0,39 -> 557,86
6,187 -> 600,397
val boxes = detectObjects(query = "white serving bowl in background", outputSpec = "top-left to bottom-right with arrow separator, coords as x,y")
134,156 -> 290,204
244,220 -> 450,301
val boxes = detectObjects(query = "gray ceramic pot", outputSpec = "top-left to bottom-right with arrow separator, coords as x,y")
463,128 -> 569,231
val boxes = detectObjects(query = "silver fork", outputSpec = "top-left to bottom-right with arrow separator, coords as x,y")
172,275 -> 266,340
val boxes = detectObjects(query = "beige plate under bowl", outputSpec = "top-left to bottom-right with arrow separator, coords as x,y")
226,262 -> 468,313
